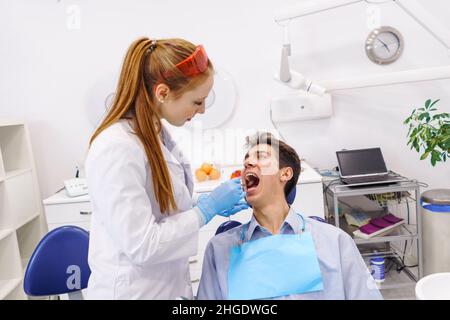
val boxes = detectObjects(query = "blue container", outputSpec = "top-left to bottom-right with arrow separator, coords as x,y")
370,257 -> 385,283
421,189 -> 450,213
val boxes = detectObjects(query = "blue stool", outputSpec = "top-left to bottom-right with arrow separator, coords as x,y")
23,226 -> 91,299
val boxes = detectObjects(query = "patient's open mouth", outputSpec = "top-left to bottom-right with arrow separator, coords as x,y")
244,172 -> 260,191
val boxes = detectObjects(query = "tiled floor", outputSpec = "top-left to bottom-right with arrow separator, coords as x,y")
377,267 -> 418,300
382,287 -> 416,300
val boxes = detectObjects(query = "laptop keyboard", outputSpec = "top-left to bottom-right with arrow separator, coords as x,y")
344,175 -> 389,184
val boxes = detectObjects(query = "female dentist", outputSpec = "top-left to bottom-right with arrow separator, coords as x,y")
85,37 -> 248,299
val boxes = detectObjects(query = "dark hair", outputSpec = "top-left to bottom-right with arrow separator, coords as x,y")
245,132 -> 301,197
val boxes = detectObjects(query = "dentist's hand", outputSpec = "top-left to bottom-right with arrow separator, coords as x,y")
196,178 -> 246,224
218,199 -> 250,217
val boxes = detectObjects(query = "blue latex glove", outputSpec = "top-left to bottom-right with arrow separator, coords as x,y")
196,178 -> 245,224
197,197 -> 250,218
218,199 -> 250,217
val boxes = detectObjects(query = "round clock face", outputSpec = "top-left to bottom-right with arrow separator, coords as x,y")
365,26 -> 404,65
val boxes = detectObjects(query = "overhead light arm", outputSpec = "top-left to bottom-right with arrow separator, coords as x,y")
275,0 -> 450,50
275,22 -> 327,96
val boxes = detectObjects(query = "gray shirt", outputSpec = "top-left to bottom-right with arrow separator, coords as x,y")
197,208 -> 383,300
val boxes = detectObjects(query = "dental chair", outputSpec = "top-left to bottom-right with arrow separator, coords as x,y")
23,226 -> 91,300
215,186 -> 326,235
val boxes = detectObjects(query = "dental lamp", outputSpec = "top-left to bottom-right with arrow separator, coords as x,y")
275,23 -> 327,96
271,21 -> 332,135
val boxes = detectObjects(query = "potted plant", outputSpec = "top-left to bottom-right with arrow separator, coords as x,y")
404,99 -> 449,166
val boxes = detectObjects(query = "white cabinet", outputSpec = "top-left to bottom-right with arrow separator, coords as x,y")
43,192 -> 91,232
0,120 -> 47,300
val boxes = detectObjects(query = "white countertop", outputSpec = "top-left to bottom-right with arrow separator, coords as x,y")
43,161 -> 322,204
43,190 -> 90,205
193,161 -> 322,193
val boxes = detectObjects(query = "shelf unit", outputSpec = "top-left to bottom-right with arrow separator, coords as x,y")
323,178 -> 423,298
0,121 -> 48,300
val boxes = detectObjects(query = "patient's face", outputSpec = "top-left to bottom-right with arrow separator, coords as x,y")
242,144 -> 284,207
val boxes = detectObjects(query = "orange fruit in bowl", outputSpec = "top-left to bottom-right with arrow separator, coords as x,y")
230,169 -> 242,179
209,168 -> 221,180
195,168 -> 208,182
201,162 -> 213,174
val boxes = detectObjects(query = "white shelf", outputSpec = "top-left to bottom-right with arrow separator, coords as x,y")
21,258 -> 30,274
0,231 -> 23,300
0,278 -> 22,300
0,124 -> 31,173
17,215 -> 44,265
17,211 -> 40,230
0,119 -> 25,127
0,169 -> 39,229
0,229 -> 14,242
0,121 -> 47,300
5,168 -> 32,180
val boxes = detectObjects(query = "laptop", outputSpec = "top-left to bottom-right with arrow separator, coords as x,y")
336,148 -> 405,186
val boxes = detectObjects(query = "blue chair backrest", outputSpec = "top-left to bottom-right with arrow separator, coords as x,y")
286,186 -> 296,205
215,220 -> 242,235
309,216 -> 326,223
23,226 -> 91,296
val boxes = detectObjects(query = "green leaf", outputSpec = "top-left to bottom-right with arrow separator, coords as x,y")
428,99 -> 440,109
405,99 -> 449,165
443,136 -> 450,150
420,151 -> 430,160
404,116 -> 412,125
431,150 -> 441,166
418,112 -> 430,121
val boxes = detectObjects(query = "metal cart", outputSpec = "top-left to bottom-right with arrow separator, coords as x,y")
323,177 -> 423,293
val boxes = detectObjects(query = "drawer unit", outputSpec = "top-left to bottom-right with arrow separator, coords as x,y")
43,191 -> 91,231
45,202 -> 92,224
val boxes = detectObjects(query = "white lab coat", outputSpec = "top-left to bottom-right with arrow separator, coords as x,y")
85,119 -> 201,299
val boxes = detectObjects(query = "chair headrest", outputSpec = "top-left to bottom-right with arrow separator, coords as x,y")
215,220 -> 242,235
23,226 -> 91,296
286,185 -> 296,205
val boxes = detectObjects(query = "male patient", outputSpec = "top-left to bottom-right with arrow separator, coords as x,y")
197,132 -> 382,300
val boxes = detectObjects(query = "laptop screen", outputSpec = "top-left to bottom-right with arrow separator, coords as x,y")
336,148 -> 388,177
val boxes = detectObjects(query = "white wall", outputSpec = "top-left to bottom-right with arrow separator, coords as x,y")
0,0 -> 449,200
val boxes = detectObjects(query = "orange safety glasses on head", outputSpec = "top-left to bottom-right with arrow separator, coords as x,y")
164,45 -> 209,79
